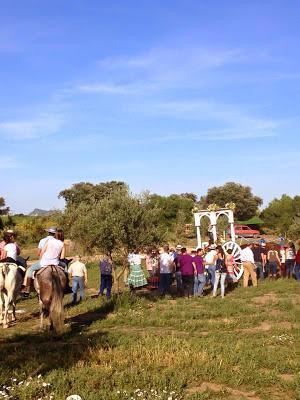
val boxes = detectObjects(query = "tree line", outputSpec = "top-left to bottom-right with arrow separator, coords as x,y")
1,182 -> 299,256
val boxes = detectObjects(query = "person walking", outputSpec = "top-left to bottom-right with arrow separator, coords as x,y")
178,248 -> 196,298
241,243 -> 257,288
68,256 -> 88,304
159,245 -> 174,296
193,248 -> 205,297
285,242 -> 296,279
212,246 -> 227,298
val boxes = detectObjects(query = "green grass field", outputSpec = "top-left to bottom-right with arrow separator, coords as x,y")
0,264 -> 299,400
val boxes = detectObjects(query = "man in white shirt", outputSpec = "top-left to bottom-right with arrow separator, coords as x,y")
68,256 -> 88,304
204,245 -> 217,288
241,243 -> 257,288
159,245 -> 174,296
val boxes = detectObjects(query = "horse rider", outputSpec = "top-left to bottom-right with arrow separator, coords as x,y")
0,232 -> 26,277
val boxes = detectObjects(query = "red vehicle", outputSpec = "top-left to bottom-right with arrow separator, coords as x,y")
228,224 -> 260,238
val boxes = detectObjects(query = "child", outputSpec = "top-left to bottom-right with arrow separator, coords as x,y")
99,256 -> 114,299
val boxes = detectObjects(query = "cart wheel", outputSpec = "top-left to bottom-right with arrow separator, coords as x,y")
222,241 -> 244,281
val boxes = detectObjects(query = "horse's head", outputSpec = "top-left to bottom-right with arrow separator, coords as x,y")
60,258 -> 73,267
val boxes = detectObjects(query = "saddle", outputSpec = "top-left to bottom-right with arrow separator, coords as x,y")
34,264 -> 65,279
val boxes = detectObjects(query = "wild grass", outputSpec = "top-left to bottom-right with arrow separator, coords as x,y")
0,264 -> 299,400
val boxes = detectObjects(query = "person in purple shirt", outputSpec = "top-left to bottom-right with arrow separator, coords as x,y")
193,248 -> 206,297
178,248 -> 196,298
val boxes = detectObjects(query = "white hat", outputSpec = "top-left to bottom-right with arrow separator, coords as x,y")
45,227 -> 57,234
176,244 -> 182,250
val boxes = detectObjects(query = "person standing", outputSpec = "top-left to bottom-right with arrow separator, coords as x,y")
98,256 -> 114,299
294,247 -> 300,281
193,248 -> 206,297
178,248 -> 196,298
174,244 -> 183,295
204,245 -> 217,288
285,242 -> 296,279
279,246 -> 286,278
127,250 -> 147,290
212,246 -> 227,298
267,247 -> 280,280
159,245 -> 174,296
68,256 -> 88,304
252,243 -> 265,280
241,243 -> 257,288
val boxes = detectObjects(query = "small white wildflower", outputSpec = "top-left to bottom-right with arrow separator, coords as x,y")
37,374 -> 42,379
18,381 -> 24,385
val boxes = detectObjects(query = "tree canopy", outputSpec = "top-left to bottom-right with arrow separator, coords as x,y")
199,182 -> 263,220
59,181 -> 128,208
261,194 -> 300,236
61,188 -> 164,258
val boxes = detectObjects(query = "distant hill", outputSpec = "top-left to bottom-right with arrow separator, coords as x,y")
28,208 -> 54,216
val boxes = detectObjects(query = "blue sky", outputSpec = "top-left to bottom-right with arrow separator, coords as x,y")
1,0 -> 300,213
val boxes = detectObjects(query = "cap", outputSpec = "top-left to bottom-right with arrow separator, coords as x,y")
45,227 -> 57,234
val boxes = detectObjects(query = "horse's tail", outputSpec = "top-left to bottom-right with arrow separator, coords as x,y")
49,268 -> 64,334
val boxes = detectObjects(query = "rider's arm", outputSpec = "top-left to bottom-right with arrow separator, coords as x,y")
60,244 -> 66,259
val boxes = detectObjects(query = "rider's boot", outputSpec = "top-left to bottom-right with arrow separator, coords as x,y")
21,277 -> 33,297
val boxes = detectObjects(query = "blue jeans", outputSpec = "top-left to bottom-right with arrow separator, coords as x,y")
208,265 -> 216,287
255,262 -> 264,279
269,261 -> 277,276
27,261 -> 42,278
99,274 -> 112,299
295,264 -> 300,281
175,271 -> 183,291
72,276 -> 85,303
159,273 -> 172,296
285,260 -> 295,277
194,273 -> 206,296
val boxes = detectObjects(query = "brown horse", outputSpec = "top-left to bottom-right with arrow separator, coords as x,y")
34,265 -> 67,334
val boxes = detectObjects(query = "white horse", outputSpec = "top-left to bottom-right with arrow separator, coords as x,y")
0,262 -> 23,328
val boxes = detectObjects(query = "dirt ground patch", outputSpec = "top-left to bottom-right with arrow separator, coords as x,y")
186,381 -> 261,400
279,373 -> 295,382
252,292 -> 278,305
237,320 -> 295,333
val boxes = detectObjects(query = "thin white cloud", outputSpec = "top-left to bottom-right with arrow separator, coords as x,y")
0,156 -> 18,169
0,113 -> 64,140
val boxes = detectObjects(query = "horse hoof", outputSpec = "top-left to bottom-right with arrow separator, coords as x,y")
3,324 -> 8,329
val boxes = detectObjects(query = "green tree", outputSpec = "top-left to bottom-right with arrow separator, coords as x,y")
148,194 -> 194,228
62,190 -> 164,260
59,181 -> 128,208
199,182 -> 262,220
262,195 -> 300,236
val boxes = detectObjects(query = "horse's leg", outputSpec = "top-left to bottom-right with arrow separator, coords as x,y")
11,299 -> 16,322
3,293 -> 10,328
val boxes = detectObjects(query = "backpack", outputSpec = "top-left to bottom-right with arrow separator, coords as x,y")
216,258 -> 227,273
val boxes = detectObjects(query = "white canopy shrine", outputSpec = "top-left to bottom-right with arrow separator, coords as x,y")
194,208 -> 235,248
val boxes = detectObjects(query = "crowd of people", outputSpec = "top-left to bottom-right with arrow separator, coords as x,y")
119,240 -> 300,299
0,227 -> 299,303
